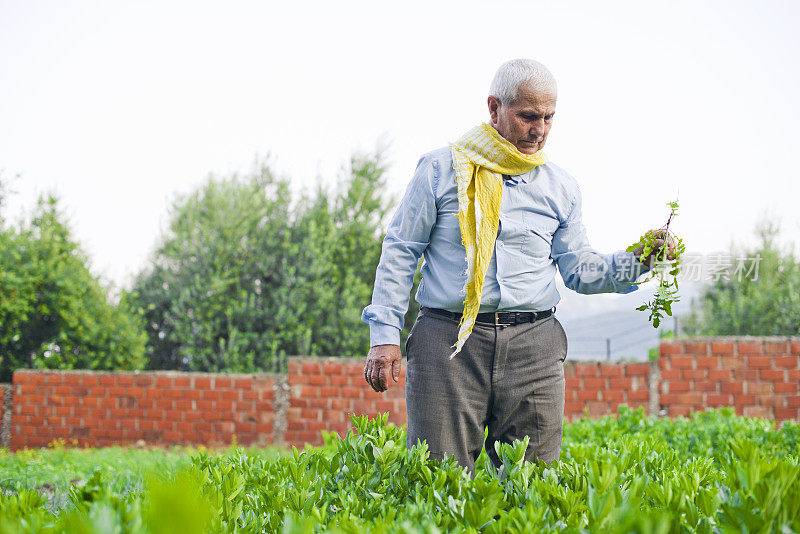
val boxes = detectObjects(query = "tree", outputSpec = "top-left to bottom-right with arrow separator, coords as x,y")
0,190 -> 147,381
683,218 -> 800,336
129,149 -> 405,372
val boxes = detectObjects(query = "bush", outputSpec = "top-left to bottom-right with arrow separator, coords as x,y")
0,190 -> 147,381
129,150 -> 405,372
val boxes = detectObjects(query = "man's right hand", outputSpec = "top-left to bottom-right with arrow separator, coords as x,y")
364,344 -> 402,392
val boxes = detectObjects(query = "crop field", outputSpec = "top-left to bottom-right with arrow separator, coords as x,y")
1,407 -> 799,533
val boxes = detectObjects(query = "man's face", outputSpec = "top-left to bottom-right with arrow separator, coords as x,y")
488,85 -> 556,155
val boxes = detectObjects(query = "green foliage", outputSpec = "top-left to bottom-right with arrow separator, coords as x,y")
627,200 -> 686,328
684,216 -> 800,335
2,409 -> 799,532
129,150 -> 403,372
0,190 -> 147,381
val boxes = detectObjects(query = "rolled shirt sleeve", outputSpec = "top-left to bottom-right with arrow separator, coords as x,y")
361,154 -> 438,346
552,184 -> 650,294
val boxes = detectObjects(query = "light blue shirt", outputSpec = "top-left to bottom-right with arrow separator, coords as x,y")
361,147 -> 650,346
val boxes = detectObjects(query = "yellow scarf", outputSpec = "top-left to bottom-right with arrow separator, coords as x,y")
449,123 -> 547,358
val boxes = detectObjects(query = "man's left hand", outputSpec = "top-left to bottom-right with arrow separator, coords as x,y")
633,229 -> 679,268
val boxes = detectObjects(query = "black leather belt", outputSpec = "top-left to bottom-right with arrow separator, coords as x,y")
423,306 -> 555,326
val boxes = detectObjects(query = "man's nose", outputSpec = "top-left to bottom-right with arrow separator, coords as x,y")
530,119 -> 546,137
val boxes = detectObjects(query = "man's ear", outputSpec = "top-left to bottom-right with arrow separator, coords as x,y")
487,96 -> 501,124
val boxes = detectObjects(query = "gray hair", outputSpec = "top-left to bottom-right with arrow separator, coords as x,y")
489,59 -> 557,104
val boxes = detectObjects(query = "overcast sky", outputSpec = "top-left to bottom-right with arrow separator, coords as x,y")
2,0 -> 798,310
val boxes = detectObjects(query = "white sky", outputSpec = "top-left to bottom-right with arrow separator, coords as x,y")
2,0 -> 799,302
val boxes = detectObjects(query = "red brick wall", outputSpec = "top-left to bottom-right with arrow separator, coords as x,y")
7,338 -> 799,450
285,358 -> 406,447
563,361 -> 650,420
11,371 -> 278,450
659,339 -> 800,420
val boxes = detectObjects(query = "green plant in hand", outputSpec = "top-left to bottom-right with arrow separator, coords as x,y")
627,200 -> 685,328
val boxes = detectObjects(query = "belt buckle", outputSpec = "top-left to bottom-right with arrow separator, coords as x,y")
494,312 -> 514,326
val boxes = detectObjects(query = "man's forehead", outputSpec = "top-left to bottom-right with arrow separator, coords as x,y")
514,85 -> 556,109
514,94 -> 556,112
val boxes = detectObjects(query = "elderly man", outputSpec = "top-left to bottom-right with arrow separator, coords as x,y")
361,59 -> 671,472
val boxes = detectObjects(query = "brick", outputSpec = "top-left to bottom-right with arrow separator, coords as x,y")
584,378 -> 605,389
788,396 -> 800,408
734,369 -> 758,380
600,365 -> 623,377
98,375 -> 116,386
748,356 -> 772,369
711,342 -> 735,355
738,342 -> 763,355
678,393 -> 703,405
341,388 -> 361,399
602,390 -> 625,402
733,394 -> 757,406
609,377 -> 632,389
220,390 -> 239,401
194,377 -> 211,388
760,369 -> 785,381
695,381 -> 717,392
791,341 -> 800,354
696,356 -> 719,369
329,375 -> 351,387
330,398 -> 349,410
774,356 -> 799,369
215,400 -> 234,411
345,365 -> 365,376
64,375 -> 82,386
301,362 -> 323,374
707,394 -> 732,406
625,363 -> 649,376
745,382 -> 772,394
117,375 -> 135,386
306,374 -> 328,386
660,342 -> 684,355
720,357 -> 745,369
134,375 -> 153,386
721,381 -> 743,394
668,380 -> 691,393
577,390 -> 599,401
661,368 -> 681,380
287,374 -> 305,386
201,390 -> 221,401
234,378 -> 253,389
790,370 -> 800,381
565,377 -> 580,389
764,341 -> 789,354
669,405 -> 691,417
774,382 -> 798,394
744,406 -> 772,418
215,378 -> 232,388
760,395 -> 786,408
629,390 -> 649,401
575,364 -> 599,377
683,369 -> 707,380
684,342 -> 709,356
323,362 -> 344,375
775,407 -> 799,420
320,386 -> 338,397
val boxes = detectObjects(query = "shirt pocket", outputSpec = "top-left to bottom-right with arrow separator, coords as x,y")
521,211 -> 559,260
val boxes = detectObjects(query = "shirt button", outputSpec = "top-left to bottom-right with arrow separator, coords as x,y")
498,241 -> 504,248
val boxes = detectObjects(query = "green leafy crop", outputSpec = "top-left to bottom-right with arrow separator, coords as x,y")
627,200 -> 686,327
2,409 -> 799,533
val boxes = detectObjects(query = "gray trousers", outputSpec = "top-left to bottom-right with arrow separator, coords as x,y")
405,307 -> 567,473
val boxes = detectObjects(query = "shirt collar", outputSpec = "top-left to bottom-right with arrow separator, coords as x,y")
502,171 -> 532,186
